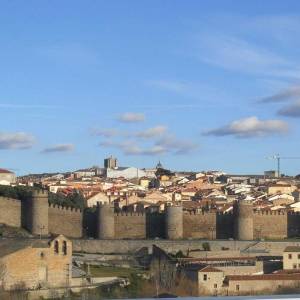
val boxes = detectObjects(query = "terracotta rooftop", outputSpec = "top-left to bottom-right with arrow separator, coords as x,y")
0,168 -> 13,174
226,273 -> 300,281
198,266 -> 223,273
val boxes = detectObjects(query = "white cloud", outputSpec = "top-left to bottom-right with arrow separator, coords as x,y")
42,144 -> 74,153
0,132 -> 35,150
204,116 -> 288,138
155,135 -> 198,155
99,133 -> 198,156
123,144 -> 167,156
136,126 -> 167,138
117,112 -> 145,123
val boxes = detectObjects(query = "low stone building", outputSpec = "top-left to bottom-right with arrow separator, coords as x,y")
283,246 -> 300,270
223,273 -> 300,295
0,235 -> 72,291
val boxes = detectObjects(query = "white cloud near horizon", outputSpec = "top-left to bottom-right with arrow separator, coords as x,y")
41,144 -> 74,153
203,116 -> 288,138
0,132 -> 36,150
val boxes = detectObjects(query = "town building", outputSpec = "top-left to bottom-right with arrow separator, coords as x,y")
283,246 -> 300,270
0,235 -> 72,291
104,156 -> 117,169
0,168 -> 16,185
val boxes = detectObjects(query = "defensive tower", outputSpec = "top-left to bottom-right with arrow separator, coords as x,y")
27,190 -> 49,236
97,202 -> 115,239
234,200 -> 254,241
166,204 -> 183,239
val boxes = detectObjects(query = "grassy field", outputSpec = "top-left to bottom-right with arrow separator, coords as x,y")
86,265 -> 145,278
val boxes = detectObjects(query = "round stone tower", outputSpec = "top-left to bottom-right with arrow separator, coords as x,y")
234,200 -> 254,241
166,205 -> 183,240
28,190 -> 49,236
97,202 -> 115,239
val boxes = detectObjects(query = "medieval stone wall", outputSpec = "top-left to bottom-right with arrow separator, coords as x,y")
114,213 -> 146,239
183,212 -> 216,239
253,211 -> 287,239
48,204 -> 82,238
0,197 -> 21,228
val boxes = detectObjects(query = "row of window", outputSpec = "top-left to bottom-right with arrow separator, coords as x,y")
288,253 -> 300,259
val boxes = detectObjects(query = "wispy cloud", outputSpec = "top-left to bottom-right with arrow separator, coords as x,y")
136,126 -> 167,138
41,144 -> 74,153
99,134 -> 198,156
195,34 -> 294,78
117,112 -> 145,123
203,116 -> 288,138
155,134 -> 198,155
0,132 -> 36,150
259,85 -> 300,103
278,101 -> 300,118
90,128 -> 119,138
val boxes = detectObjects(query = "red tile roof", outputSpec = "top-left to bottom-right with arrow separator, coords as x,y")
226,274 -> 300,281
0,168 -> 13,174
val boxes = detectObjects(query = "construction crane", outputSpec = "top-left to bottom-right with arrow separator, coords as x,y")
267,154 -> 300,177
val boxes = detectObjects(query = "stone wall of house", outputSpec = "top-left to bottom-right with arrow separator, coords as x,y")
48,204 -> 83,238
0,197 -> 21,228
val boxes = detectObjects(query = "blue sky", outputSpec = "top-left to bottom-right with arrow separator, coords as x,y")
1,0 -> 300,175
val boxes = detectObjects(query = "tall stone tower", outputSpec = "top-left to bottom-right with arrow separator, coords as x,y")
166,205 -> 183,239
97,202 -> 115,239
234,200 -> 254,241
28,190 -> 49,236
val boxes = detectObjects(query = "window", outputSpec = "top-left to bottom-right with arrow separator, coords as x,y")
40,251 -> 45,259
203,274 -> 207,281
54,241 -> 59,254
297,254 -> 300,259
289,254 -> 292,259
63,241 -> 67,255
293,264 -> 297,269
214,284 -> 217,288
236,285 -> 240,291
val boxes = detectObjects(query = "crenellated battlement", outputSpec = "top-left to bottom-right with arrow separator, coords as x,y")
253,210 -> 286,216
288,211 -> 300,215
184,211 -> 216,216
48,203 -> 82,213
115,212 -> 145,217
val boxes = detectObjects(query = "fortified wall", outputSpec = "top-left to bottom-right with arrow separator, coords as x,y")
1,192 -> 300,241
